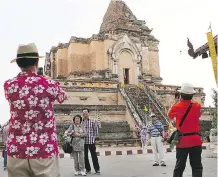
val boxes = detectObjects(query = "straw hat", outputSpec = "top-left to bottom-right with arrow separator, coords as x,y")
150,113 -> 156,118
178,83 -> 196,94
11,43 -> 44,63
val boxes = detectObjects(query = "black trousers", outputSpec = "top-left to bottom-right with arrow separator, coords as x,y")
84,144 -> 100,172
173,146 -> 203,177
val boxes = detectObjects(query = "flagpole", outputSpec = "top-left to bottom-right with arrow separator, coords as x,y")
209,22 -> 212,33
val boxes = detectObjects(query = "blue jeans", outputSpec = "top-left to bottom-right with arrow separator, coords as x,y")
3,150 -> 7,168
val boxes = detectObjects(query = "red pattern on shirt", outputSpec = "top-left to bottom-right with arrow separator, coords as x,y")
4,71 -> 66,159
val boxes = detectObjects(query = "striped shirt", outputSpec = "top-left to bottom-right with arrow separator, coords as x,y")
147,121 -> 164,137
83,118 -> 99,144
3,125 -> 9,146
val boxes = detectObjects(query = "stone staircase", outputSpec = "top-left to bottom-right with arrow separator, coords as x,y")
143,85 -> 170,124
99,121 -> 133,140
121,84 -> 169,126
122,85 -> 149,125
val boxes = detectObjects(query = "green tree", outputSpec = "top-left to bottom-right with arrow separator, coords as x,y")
211,89 -> 217,128
58,127 -> 65,146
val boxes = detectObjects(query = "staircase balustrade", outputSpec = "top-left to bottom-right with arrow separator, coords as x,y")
119,86 -> 142,126
143,85 -> 170,124
121,85 -> 150,125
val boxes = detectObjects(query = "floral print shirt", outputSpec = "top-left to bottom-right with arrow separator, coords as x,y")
4,71 -> 66,159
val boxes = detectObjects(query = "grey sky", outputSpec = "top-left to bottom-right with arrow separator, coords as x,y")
0,0 -> 217,124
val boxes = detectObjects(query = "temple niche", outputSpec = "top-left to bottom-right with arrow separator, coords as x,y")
44,0 -> 208,145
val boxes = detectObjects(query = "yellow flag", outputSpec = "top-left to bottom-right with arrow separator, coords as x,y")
97,83 -> 101,88
137,84 -> 143,88
89,83 -> 93,87
207,32 -> 217,84
144,106 -> 148,112
121,83 -> 125,88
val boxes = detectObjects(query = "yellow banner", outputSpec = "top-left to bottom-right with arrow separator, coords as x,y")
207,32 -> 217,84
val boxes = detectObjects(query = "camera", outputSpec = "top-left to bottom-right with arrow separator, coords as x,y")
37,67 -> 44,76
175,91 -> 180,99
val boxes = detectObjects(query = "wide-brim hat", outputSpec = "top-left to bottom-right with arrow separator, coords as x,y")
150,113 -> 156,118
10,43 -> 44,63
178,83 -> 196,94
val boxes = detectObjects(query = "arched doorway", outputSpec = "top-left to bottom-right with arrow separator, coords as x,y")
118,50 -> 135,84
108,35 -> 142,84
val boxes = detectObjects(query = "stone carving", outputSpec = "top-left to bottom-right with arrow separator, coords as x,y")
79,96 -> 89,101
54,105 -> 126,112
206,129 -> 217,158
108,35 -> 143,76
148,41 -> 159,51
44,53 -> 51,76
98,97 -> 106,101
109,35 -> 141,62
64,87 -> 117,93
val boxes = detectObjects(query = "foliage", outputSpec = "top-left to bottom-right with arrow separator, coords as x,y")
58,127 -> 65,147
211,89 -> 217,128
200,120 -> 212,137
37,67 -> 44,76
138,75 -> 143,80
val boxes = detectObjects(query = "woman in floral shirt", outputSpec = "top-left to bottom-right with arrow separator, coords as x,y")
68,115 -> 87,176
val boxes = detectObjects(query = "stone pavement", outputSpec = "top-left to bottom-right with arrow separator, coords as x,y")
0,151 -> 216,177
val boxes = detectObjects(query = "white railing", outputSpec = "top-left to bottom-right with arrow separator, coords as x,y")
119,87 -> 142,126
143,86 -> 170,124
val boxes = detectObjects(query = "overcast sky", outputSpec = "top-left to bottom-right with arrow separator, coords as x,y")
0,0 -> 217,124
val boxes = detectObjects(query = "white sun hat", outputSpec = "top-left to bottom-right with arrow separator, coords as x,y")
178,83 -> 196,94
150,113 -> 156,117
11,43 -> 44,63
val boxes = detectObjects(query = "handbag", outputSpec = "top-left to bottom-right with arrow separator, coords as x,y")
62,137 -> 73,154
62,124 -> 74,154
167,103 -> 192,145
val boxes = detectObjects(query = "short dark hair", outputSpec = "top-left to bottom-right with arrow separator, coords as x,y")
181,93 -> 193,100
73,114 -> 83,123
16,58 -> 39,68
175,92 -> 180,99
82,108 -> 90,113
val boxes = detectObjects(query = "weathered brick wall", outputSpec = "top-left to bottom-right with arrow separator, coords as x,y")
69,52 -> 96,72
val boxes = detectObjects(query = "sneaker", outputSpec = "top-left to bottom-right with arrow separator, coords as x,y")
160,161 -> 166,167
86,171 -> 91,174
81,171 -> 87,176
74,171 -> 80,176
152,162 -> 159,166
95,171 -> 101,175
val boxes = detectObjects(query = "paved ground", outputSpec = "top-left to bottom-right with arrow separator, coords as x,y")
0,151 -> 216,177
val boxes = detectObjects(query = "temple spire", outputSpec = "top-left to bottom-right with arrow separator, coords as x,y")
99,0 -> 137,34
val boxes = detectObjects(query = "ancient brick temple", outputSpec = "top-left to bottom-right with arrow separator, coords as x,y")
44,0 -> 206,145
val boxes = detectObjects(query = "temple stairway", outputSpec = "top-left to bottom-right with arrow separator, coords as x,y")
120,84 -> 169,126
